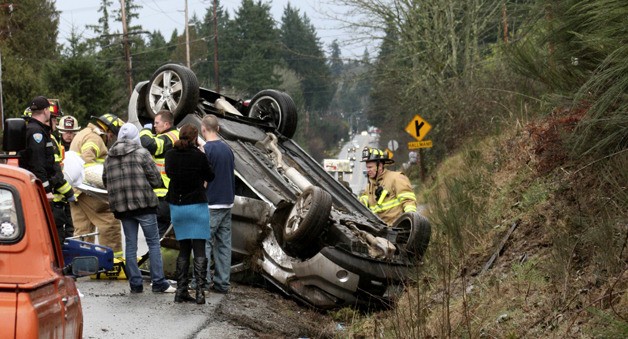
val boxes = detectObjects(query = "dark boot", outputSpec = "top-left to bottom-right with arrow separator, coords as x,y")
174,256 -> 195,303
193,257 -> 209,304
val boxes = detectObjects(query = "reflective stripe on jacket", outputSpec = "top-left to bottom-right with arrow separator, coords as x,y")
359,169 -> 417,226
52,135 -> 65,202
69,123 -> 109,196
70,123 -> 109,165
140,128 -> 179,197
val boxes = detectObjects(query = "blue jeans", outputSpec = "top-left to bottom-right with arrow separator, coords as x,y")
205,208 -> 232,291
121,214 -> 168,290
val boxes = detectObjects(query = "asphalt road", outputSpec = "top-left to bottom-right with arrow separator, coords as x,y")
77,228 -> 256,339
77,278 -> 256,339
335,132 -> 378,195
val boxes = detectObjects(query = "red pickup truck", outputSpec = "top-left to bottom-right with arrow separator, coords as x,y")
0,118 -> 98,338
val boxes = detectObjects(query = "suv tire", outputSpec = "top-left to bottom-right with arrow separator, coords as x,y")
283,186 -> 332,258
392,212 -> 431,259
145,64 -> 200,125
247,89 -> 297,138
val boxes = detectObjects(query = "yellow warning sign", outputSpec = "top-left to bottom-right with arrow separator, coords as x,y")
408,140 -> 433,149
405,115 -> 432,142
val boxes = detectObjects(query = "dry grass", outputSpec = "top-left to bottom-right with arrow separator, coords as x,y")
341,107 -> 628,338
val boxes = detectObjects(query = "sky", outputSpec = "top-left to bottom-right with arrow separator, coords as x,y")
56,0 -> 368,59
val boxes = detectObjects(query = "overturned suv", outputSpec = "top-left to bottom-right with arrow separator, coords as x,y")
128,64 -> 431,309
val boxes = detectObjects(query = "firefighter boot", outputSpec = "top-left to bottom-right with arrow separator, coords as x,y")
193,257 -> 208,304
174,256 -> 195,303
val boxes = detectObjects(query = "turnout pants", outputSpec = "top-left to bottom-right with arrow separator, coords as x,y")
70,193 -> 122,252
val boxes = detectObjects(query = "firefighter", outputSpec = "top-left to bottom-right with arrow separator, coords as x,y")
69,113 -> 124,252
139,110 -> 179,237
57,115 -> 81,149
48,102 -> 77,244
359,147 -> 417,226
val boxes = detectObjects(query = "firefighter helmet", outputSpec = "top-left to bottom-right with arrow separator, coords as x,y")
22,107 -> 32,118
361,147 -> 394,164
92,113 -> 124,135
48,99 -> 62,117
58,116 -> 82,132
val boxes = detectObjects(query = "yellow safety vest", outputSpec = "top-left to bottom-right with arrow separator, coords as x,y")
51,134 -> 73,202
152,129 -> 179,197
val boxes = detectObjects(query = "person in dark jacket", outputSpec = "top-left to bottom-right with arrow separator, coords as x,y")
19,96 -> 74,203
102,123 -> 175,294
201,115 -> 235,294
165,124 -> 215,304
19,96 -> 75,246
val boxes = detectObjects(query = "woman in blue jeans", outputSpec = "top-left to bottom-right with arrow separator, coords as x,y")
102,123 -> 175,294
165,124 -> 215,304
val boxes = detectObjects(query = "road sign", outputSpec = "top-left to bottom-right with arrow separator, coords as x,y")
387,139 -> 399,151
408,140 -> 433,149
404,115 -> 432,142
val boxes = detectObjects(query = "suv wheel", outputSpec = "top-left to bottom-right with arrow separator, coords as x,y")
247,90 -> 297,138
145,64 -> 199,125
392,212 -> 431,259
283,186 -> 332,258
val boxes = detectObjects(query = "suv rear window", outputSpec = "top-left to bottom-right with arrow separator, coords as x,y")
0,185 -> 23,244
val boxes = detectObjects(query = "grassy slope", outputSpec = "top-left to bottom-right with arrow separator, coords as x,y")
334,107 -> 628,338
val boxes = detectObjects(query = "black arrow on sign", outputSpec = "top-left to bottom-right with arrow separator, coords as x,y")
414,120 -> 425,137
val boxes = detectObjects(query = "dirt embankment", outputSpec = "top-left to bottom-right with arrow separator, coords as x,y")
217,283 -> 338,338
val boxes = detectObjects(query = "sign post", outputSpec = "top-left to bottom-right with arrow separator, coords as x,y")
404,114 -> 433,181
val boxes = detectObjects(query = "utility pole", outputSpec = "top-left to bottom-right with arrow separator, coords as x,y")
120,0 -> 133,96
185,0 -> 190,68
212,0 -> 220,92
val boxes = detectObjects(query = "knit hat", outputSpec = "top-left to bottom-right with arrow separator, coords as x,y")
118,123 -> 140,144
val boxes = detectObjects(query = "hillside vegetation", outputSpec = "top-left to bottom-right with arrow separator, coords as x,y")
328,105 -> 626,338
325,0 -> 627,337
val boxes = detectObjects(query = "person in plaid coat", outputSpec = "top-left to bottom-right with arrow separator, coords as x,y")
102,123 -> 174,294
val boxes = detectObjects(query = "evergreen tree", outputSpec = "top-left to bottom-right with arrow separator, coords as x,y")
134,31 -> 170,82
84,0 -> 128,111
227,0 -> 281,96
47,29 -> 118,123
355,49 -> 372,99
168,13 -> 208,75
279,4 -> 334,112
367,20 -> 403,129
0,0 -> 59,117
112,0 -> 142,33
202,0 -> 233,91
86,0 -> 114,51
329,40 -> 343,77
